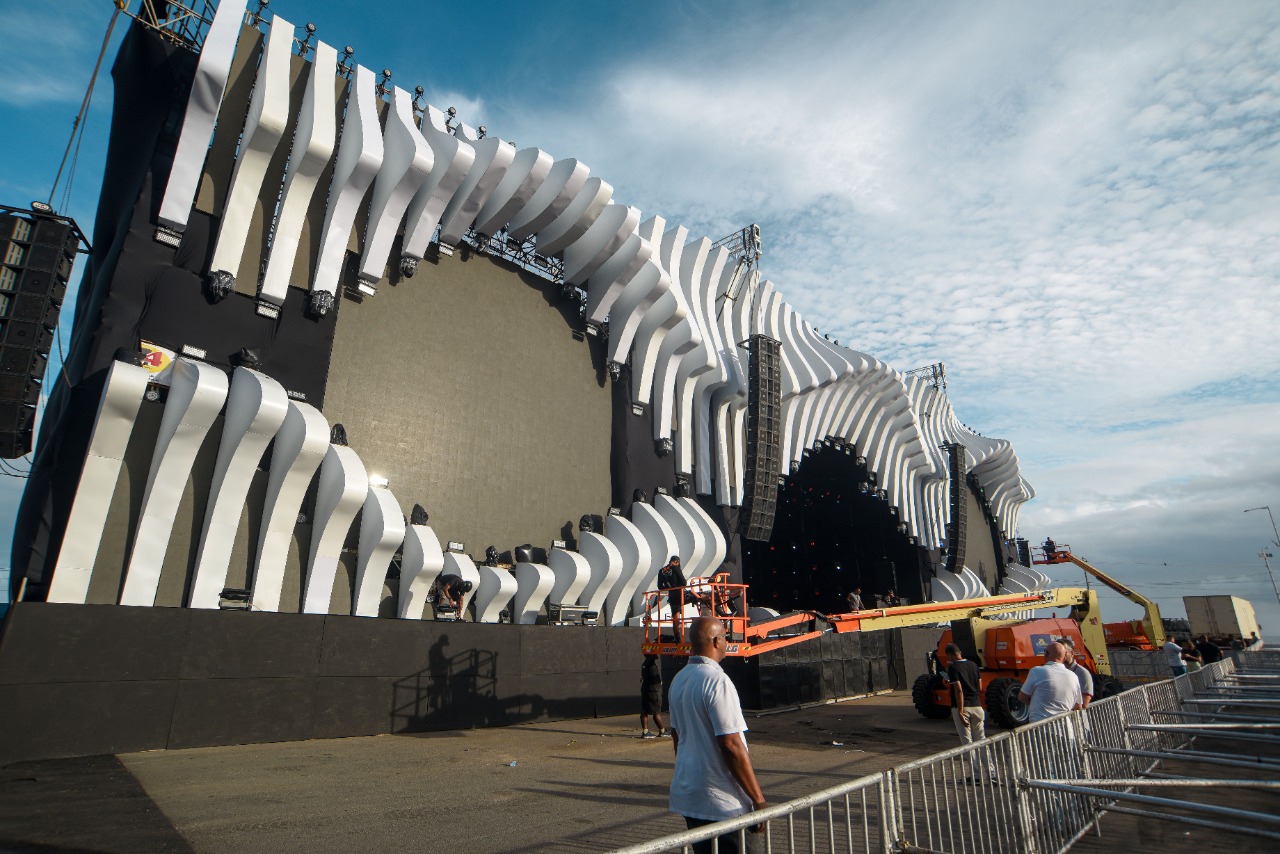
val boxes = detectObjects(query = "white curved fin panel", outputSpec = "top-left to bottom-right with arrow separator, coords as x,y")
252,400 -> 329,612
473,147 -> 553,236
438,137 -> 516,247
654,494 -> 707,583
475,566 -> 518,623
358,86 -> 434,282
354,485 -> 405,617
628,503 -> 677,624
680,497 -> 726,579
607,261 -> 669,366
48,361 -> 150,604
208,15 -> 295,288
157,0 -> 246,231
584,231 -> 648,327
119,359 -> 229,607
441,552 -> 481,617
507,158 -> 589,241
311,65 -> 384,303
401,104 -> 477,259
189,367 -> 289,609
603,514 -> 652,627
399,524 -> 445,620
564,204 -> 641,285
577,531 -> 622,615
513,563 -> 555,624
547,546 -> 591,605
258,42 -> 338,306
535,176 -> 612,257
302,445 -> 368,614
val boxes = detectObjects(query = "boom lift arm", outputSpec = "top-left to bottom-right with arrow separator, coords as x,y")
1033,540 -> 1165,648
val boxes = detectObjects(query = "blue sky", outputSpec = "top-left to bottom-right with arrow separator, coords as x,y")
2,0 -> 1278,634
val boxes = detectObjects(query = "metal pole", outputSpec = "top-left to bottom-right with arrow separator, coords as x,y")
1244,507 -> 1280,609
1259,549 -> 1280,611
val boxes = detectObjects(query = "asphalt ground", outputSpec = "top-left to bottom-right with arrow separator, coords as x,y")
0,690 -> 951,854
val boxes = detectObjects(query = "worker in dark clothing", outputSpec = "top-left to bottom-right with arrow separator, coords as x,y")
1195,635 -> 1222,664
658,556 -> 691,640
434,574 -> 472,618
640,655 -> 667,738
943,643 -> 994,782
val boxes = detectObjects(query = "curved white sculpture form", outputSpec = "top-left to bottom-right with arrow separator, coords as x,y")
441,552 -> 481,617
606,239 -> 670,366
513,562 -> 555,624
672,241 -> 728,483
628,502 -> 678,622
258,41 -> 338,305
577,531 -> 622,615
680,497 -> 727,579
564,204 -> 641,286
603,514 -> 652,627
474,147 -> 553,236
654,494 -> 708,583
302,444 -> 369,614
358,86 -> 434,283
644,228 -> 701,446
400,104 -> 476,261
507,158 -> 589,240
189,367 -> 290,609
157,0 -> 245,231
207,15 -> 295,288
535,176 -> 612,257
252,400 -> 330,612
311,65 -> 384,309
438,137 -> 516,247
584,229 -> 650,328
354,485 -> 405,617
399,523 -> 445,620
547,546 -> 591,605
475,565 -> 518,623
119,359 -> 229,607
48,361 -> 150,604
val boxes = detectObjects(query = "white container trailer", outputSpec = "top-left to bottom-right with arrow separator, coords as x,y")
1183,595 -> 1260,642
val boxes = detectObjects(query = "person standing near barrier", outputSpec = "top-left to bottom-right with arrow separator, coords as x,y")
1017,642 -> 1082,722
1181,640 -> 1202,672
1056,637 -> 1094,708
1195,635 -> 1223,665
668,616 -> 767,854
942,643 -> 995,782
846,588 -> 864,611
640,654 -> 667,738
1164,636 -> 1187,677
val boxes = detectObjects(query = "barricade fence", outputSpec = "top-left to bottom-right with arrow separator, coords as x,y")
609,652 -> 1276,854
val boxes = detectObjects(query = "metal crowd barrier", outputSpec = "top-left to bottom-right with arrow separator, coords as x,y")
609,649 -> 1280,854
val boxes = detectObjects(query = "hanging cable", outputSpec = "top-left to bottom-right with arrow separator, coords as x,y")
48,2 -> 123,209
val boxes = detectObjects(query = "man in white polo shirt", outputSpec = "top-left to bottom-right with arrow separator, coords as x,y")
668,616 -> 767,854
1017,641 -> 1083,722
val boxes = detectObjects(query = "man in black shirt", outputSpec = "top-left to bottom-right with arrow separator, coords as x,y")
1195,635 -> 1222,664
657,556 -> 691,640
944,643 -> 994,782
434,575 -> 472,619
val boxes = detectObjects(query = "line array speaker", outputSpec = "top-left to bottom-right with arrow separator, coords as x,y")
0,211 -> 78,459
944,442 -> 968,574
743,335 -> 782,541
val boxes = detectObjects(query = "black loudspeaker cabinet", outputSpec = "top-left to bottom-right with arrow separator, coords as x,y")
0,211 -> 77,459
744,335 -> 783,541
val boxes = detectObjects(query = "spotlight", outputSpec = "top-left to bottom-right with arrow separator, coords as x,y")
550,539 -> 567,550
514,544 -> 535,563
208,269 -> 235,300
477,126 -> 487,138
180,344 -> 207,360
655,437 -> 673,456
654,486 -> 669,496
632,488 -> 648,505
400,255 -> 418,277
411,504 -> 429,525
369,474 -> 389,488
330,423 -> 348,446
446,541 -> 466,553
485,545 -> 499,566
309,290 -> 334,317
675,474 -> 692,498
608,362 -> 622,381
855,456 -> 867,465
607,507 -> 621,516
153,226 -> 182,247
579,514 -> 595,534
145,387 -> 161,402
30,200 -> 53,214
218,588 -> 252,611
236,348 -> 261,370
631,403 -> 645,416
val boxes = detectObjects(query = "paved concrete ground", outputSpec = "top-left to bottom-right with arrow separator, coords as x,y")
0,690 -> 952,854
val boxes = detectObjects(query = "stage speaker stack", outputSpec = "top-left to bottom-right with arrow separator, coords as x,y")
0,209 -> 78,459
743,334 -> 782,541
944,442 -> 967,574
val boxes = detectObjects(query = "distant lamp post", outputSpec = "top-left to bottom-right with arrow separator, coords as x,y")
1244,506 -> 1280,608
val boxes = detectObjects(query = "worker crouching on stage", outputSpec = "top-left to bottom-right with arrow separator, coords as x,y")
434,575 -> 473,619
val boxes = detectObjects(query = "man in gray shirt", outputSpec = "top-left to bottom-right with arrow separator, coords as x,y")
1056,637 -> 1094,708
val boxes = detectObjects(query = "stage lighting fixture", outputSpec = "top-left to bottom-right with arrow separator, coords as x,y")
256,301 -> 280,319
30,200 -> 53,214
180,344 -> 207,360
512,544 -> 533,563
236,348 -> 261,370
855,455 -> 867,465
218,588 -> 252,611
656,437 -> 673,456
608,362 -> 622,381
286,389 -> 306,401
858,482 -> 869,493
607,506 -> 621,516
144,387 -> 160,402
632,488 -> 648,505
550,539 -> 567,550
356,281 -> 377,296
208,269 -> 235,300
579,514 -> 594,533
580,610 -> 601,626
897,523 -> 908,533
498,609 -> 511,624
400,255 -> 418,277
484,545 -> 499,566
675,474 -> 692,498
369,474 -> 389,488
599,320 -> 610,339
410,504 -> 429,526
331,423 -> 348,446
446,541 -> 466,553
654,486 -> 669,496
309,290 -> 334,317
478,126 -> 487,138
437,243 -> 454,257
153,226 -> 182,247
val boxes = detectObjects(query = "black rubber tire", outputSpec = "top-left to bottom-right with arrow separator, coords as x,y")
912,673 -> 952,720
986,677 -> 1030,728
1094,675 -> 1124,699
